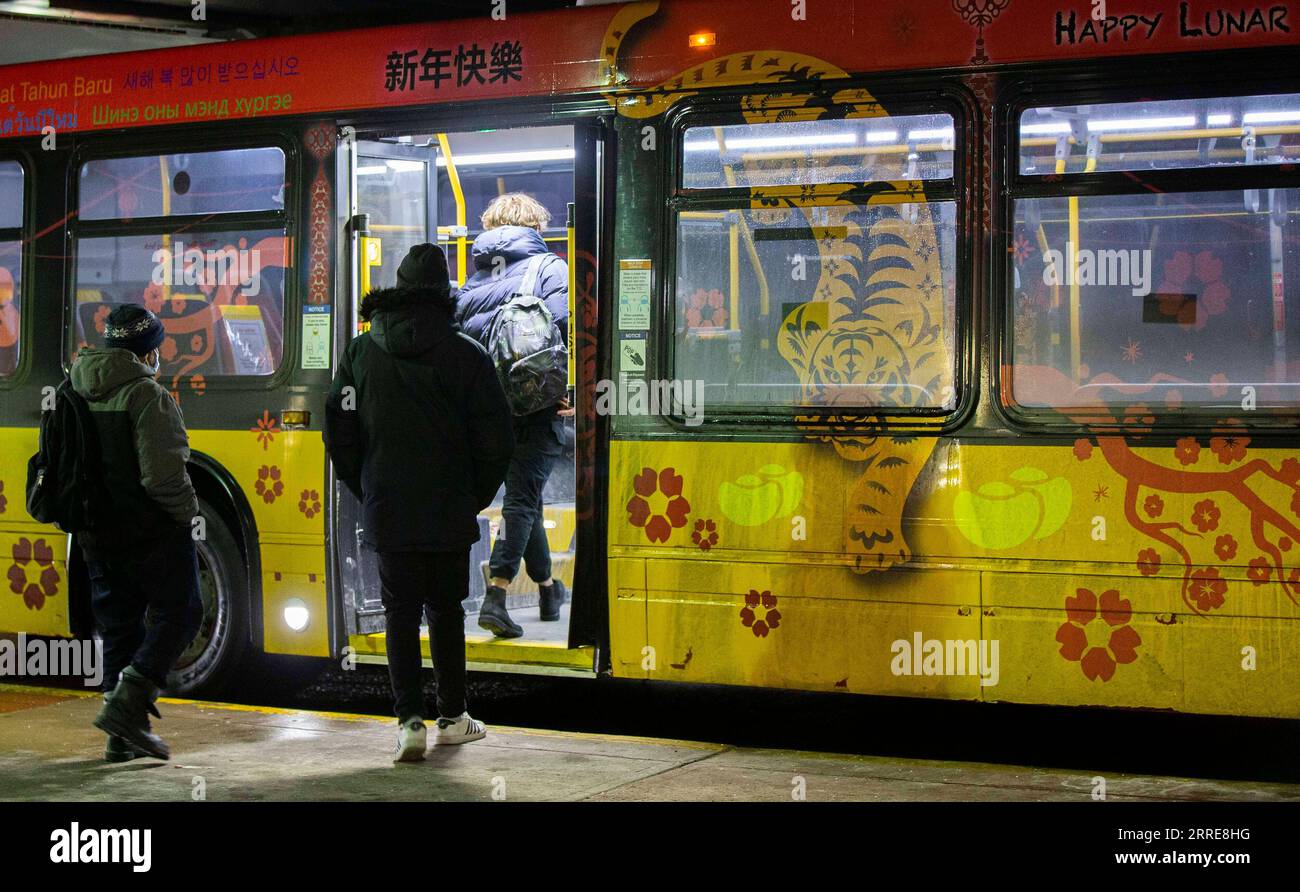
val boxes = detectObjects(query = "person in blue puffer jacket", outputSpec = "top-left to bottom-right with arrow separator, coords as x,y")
454,193 -> 572,638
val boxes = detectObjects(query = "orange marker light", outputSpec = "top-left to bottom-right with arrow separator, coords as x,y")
689,31 -> 716,48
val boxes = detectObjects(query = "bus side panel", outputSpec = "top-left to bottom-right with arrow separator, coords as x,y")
0,426 -> 71,638
189,429 -> 329,657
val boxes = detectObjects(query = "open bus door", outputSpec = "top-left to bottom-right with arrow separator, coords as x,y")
333,121 -> 604,678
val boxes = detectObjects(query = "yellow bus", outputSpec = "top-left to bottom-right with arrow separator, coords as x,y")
1,0 -> 1299,718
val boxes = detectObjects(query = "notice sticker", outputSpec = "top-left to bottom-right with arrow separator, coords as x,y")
302,305 -> 331,370
618,259 -> 651,330
619,333 -> 647,376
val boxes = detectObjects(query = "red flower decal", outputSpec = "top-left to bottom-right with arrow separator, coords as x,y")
1136,548 -> 1160,576
625,467 -> 691,543
740,589 -> 782,638
691,518 -> 718,551
1072,439 -> 1092,461
255,465 -> 284,504
298,489 -> 322,519
6,537 -> 60,610
1209,435 -> 1248,465
1214,534 -> 1238,562
1174,437 -> 1200,466
1279,457 -> 1300,484
1142,493 -> 1164,518
1189,567 -> 1228,612
1190,499 -> 1220,533
1246,557 -> 1272,586
1055,588 -> 1141,682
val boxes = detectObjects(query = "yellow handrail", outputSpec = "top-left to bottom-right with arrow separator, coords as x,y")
436,133 -> 468,287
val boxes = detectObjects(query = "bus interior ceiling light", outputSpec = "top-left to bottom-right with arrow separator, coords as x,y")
683,134 -> 859,152
435,148 -> 574,167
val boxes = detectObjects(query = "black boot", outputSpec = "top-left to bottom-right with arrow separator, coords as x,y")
539,579 -> 566,622
100,689 -> 147,763
477,585 -> 523,638
93,666 -> 170,760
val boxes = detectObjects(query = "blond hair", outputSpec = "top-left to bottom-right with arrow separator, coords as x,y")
481,192 -> 551,231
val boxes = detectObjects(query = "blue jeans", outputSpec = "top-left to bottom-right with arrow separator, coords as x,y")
86,526 -> 202,690
488,419 -> 562,584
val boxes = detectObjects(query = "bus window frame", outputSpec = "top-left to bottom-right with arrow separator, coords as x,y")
64,129 -> 302,391
996,60 -> 1300,435
0,150 -> 31,386
660,82 -> 975,434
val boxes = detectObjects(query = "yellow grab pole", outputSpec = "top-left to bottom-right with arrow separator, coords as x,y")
436,133 -> 468,287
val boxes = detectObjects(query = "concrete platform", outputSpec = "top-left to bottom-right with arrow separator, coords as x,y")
2,683 -> 1298,802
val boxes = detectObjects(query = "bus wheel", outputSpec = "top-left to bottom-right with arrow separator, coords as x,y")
166,497 -> 250,697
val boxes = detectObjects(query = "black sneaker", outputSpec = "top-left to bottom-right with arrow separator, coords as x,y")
539,579 -> 566,622
477,585 -> 523,638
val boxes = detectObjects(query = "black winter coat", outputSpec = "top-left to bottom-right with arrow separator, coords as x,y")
324,287 -> 515,552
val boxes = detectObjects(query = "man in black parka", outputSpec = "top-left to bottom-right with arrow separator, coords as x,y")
325,244 -> 514,761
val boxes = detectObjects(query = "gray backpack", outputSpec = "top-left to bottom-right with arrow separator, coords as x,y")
485,255 -> 568,416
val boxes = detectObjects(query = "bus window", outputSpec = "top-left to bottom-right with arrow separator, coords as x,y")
1020,92 -> 1300,175
0,160 -> 23,377
72,147 -> 290,381
673,109 -> 959,415
79,147 -> 286,220
683,113 -> 955,189
1010,94 -> 1300,416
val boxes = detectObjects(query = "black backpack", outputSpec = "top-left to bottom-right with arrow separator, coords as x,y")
25,378 -> 108,533
486,254 -> 569,416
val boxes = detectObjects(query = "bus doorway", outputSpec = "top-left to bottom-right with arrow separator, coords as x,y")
335,121 -> 603,677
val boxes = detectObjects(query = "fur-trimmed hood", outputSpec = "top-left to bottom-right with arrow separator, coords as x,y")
360,286 -> 458,359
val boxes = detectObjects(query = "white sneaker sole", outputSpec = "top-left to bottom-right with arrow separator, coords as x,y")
434,729 -> 486,746
393,743 -> 426,763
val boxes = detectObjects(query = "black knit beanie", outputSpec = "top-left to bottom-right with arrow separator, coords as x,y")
104,304 -> 165,356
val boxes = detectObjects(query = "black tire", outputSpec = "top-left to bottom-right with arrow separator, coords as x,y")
165,497 -> 250,697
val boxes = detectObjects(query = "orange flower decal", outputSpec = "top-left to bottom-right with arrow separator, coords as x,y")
255,466 -> 284,504
691,518 -> 718,551
1055,588 -> 1141,682
684,288 -> 728,330
626,467 -> 691,543
6,537 -> 59,610
1214,534 -> 1238,562
1072,438 -> 1092,461
740,589 -> 782,638
1189,567 -> 1227,612
298,489 -> 322,519
251,410 -> 279,450
1155,249 -> 1230,330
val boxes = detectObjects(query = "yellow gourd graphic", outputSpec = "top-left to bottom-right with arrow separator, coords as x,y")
719,465 -> 804,527
953,466 -> 1072,550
